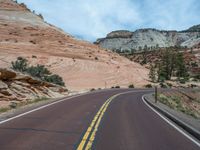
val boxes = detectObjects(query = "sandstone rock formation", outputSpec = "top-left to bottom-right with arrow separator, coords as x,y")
0,69 -> 68,108
95,26 -> 200,51
0,0 -> 149,91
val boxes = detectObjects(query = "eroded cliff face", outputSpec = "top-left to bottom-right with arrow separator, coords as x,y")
0,0 -> 149,91
96,27 -> 200,51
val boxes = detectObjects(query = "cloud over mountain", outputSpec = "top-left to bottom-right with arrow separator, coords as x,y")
18,0 -> 200,41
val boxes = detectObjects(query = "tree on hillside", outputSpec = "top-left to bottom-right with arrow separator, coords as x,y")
155,49 -> 188,82
175,53 -> 188,79
149,64 -> 156,82
141,46 -> 148,65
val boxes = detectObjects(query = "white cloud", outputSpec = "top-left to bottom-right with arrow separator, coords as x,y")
18,0 -> 200,41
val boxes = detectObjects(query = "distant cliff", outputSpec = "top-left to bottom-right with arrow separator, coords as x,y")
95,25 -> 200,51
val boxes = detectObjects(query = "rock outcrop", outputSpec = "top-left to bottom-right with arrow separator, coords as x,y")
95,26 -> 200,51
0,69 -> 68,108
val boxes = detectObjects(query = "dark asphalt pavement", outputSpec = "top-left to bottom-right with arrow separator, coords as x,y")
0,89 -> 199,150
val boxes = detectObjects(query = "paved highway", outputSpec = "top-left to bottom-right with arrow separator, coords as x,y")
0,89 -> 199,150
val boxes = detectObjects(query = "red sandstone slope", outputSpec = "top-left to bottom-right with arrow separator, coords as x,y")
0,0 -> 149,91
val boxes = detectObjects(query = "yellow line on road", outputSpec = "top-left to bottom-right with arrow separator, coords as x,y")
77,98 -> 111,150
77,94 -> 120,150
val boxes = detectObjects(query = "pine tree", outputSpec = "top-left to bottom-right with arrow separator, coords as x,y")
149,64 -> 156,82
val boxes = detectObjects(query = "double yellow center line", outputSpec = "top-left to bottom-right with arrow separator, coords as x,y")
77,94 -> 120,150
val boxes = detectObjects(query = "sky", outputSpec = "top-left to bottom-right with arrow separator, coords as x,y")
17,0 -> 200,42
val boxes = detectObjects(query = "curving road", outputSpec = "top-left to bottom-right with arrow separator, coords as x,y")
0,89 -> 199,150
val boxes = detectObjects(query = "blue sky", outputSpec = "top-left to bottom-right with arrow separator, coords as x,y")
17,0 -> 200,41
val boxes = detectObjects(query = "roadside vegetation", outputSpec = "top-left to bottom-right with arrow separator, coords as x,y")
158,90 -> 200,119
12,57 -> 65,86
128,84 -> 135,88
148,49 -> 189,84
0,97 -> 49,114
115,47 -> 200,87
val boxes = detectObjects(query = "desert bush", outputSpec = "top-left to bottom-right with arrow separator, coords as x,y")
11,57 -> 65,86
145,84 -> 152,88
166,82 -> 173,88
90,88 -> 95,91
193,74 -> 200,80
9,102 -> 18,108
11,57 -> 28,72
44,74 -> 65,86
159,82 -> 168,88
26,65 -> 51,79
115,86 -> 120,88
179,78 -> 186,84
128,84 -> 135,88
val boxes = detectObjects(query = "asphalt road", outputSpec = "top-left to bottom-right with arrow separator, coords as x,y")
0,89 -> 199,150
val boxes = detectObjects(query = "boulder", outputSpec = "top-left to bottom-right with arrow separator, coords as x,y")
0,69 -> 16,80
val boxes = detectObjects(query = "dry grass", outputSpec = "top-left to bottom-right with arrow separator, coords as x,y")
158,89 -> 200,119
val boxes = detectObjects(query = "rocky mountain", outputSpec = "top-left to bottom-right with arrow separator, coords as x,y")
95,25 -> 200,52
0,0 -> 149,93
186,24 -> 200,32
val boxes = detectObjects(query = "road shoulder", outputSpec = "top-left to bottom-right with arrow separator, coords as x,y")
144,93 -> 200,141
0,90 -> 88,122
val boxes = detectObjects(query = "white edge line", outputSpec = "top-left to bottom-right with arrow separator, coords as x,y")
142,96 -> 200,147
0,89 -> 152,125
0,94 -> 86,125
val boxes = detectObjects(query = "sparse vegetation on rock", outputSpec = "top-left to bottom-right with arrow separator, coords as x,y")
149,64 -> 156,82
90,88 -> 95,91
145,84 -> 152,88
128,84 -> 135,88
11,57 -> 28,72
12,57 -> 65,86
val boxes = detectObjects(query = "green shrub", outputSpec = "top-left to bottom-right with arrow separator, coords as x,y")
159,82 -> 167,88
9,102 -> 17,109
90,88 -> 95,91
179,78 -> 186,84
11,57 -> 28,72
0,107 -> 10,113
11,57 -> 65,86
44,74 -> 65,86
26,65 -> 51,79
128,84 -> 135,88
166,82 -> 173,88
145,84 -> 152,88
193,74 -> 200,80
